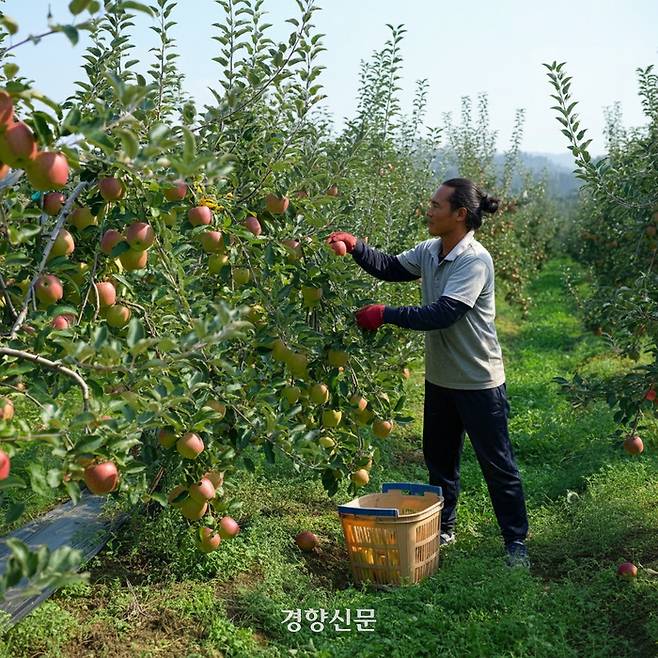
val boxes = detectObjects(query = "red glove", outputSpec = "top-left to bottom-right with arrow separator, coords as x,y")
326,231 -> 358,253
356,304 -> 386,330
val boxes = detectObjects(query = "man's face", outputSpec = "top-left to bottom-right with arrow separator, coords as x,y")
425,185 -> 466,237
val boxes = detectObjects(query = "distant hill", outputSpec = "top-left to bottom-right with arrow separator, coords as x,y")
435,150 -> 584,199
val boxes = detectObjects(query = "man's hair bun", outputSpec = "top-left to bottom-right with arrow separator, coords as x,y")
480,195 -> 500,214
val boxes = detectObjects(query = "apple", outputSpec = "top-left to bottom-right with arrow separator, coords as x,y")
203,470 -> 225,489
69,206 -> 97,230
0,162 -> 9,179
105,304 -> 131,328
208,253 -> 229,273
188,206 -> 212,226
189,478 -> 216,503
281,239 -> 302,261
309,383 -> 330,405
244,216 -> 262,236
119,248 -> 148,270
0,450 -> 10,480
164,180 -> 187,202
0,398 -> 14,421
0,91 -> 13,129
326,184 -> 339,197
322,409 -> 342,428
330,240 -> 347,256
349,394 -> 368,412
218,515 -> 240,539
301,286 -> 322,307
265,194 -> 289,214
233,267 -> 251,286
295,530 -> 318,552
167,484 -> 187,506
197,527 -> 221,553
623,435 -> 644,455
177,432 -> 204,459
351,469 -> 369,487
282,385 -> 301,405
49,229 -> 75,259
98,176 -> 125,201
285,352 -> 309,379
43,192 -> 66,216
180,497 -> 208,520
328,350 -> 349,368
270,338 -> 290,362
26,151 -> 69,190
0,121 -> 36,167
83,461 -> 119,495
205,399 -> 227,419
35,274 -> 63,306
200,230 -> 224,254
644,388 -> 656,402
125,222 -> 155,250
245,304 -> 265,326
373,419 -> 393,438
158,428 -> 177,449
100,229 -> 124,256
318,436 -> 335,449
617,562 -> 638,579
95,281 -> 117,308
51,314 -> 74,330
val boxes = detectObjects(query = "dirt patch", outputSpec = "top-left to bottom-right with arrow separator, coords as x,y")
299,538 -> 353,591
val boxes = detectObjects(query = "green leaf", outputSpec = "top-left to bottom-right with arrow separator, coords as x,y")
3,63 -> 19,79
117,128 -> 139,158
5,502 -> 25,524
117,1 -> 155,16
0,15 -> 19,35
126,318 -> 145,348
69,0 -> 92,15
58,25 -> 80,46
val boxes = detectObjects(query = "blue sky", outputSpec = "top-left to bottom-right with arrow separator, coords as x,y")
3,0 -> 658,155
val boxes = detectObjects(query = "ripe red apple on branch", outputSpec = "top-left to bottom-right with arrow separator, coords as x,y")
163,179 -> 187,202
244,216 -> 262,236
98,176 -> 125,202
623,435 -> 644,455
265,194 -> 289,214
0,121 -> 37,167
100,229 -> 124,255
218,516 -> 240,539
177,432 -> 204,459
83,462 -> 119,495
188,206 -> 212,226
95,281 -> 117,308
125,221 -> 155,250
35,274 -> 64,307
189,478 -> 216,502
197,527 -> 221,553
0,451 -> 10,480
27,151 -> 69,190
43,192 -> 66,216
49,229 -> 75,259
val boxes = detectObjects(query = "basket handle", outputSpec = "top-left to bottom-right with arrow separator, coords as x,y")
381,482 -> 443,497
337,505 -> 399,517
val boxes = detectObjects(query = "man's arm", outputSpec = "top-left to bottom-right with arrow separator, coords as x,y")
383,296 -> 471,330
351,239 -> 420,282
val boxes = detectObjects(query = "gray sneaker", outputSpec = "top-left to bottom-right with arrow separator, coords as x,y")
505,540 -> 530,568
440,530 -> 456,546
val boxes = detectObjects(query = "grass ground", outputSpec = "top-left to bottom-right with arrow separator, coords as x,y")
2,257 -> 657,657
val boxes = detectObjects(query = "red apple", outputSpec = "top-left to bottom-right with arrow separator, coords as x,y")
189,478 -> 216,502
617,562 -> 638,579
218,516 -> 240,539
0,398 -> 14,421
100,229 -> 124,256
98,176 -> 124,201
83,461 -> 119,495
43,192 -> 66,216
35,274 -> 63,306
623,435 -> 644,455
176,432 -> 204,459
197,527 -> 221,553
188,206 -> 212,226
164,180 -> 187,202
244,216 -> 262,236
0,450 -> 9,479
644,388 -> 656,402
68,206 -> 97,230
49,229 -> 75,259
373,419 -> 393,439
0,121 -> 37,167
26,151 -> 69,191
330,240 -> 347,256
105,304 -> 131,328
282,239 -> 302,262
95,281 -> 116,308
295,530 -> 318,552
200,230 -> 224,254
51,314 -> 73,330
125,221 -> 155,250
349,394 -> 368,412
265,194 -> 289,214
119,248 -> 148,271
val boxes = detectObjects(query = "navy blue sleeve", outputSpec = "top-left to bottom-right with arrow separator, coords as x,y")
383,296 -> 471,330
351,239 -> 420,282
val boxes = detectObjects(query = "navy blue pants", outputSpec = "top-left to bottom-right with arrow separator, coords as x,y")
422,379 -> 528,545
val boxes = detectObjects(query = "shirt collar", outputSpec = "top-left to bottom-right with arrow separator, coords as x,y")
437,230 -> 476,262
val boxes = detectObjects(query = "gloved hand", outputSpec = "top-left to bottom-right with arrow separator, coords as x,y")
355,304 -> 386,330
326,231 -> 358,253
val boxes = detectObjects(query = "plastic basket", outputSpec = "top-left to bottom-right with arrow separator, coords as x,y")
338,482 -> 444,586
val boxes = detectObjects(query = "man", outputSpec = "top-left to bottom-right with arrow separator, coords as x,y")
326,178 -> 530,568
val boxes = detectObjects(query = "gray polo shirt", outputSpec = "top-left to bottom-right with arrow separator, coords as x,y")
395,230 -> 506,390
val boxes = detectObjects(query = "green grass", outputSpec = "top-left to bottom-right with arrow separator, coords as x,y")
1,257 -> 657,658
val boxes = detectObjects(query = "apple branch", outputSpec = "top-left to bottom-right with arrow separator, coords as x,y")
0,347 -> 90,411
8,181 -> 90,339
0,273 -> 18,320
0,382 -> 45,409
